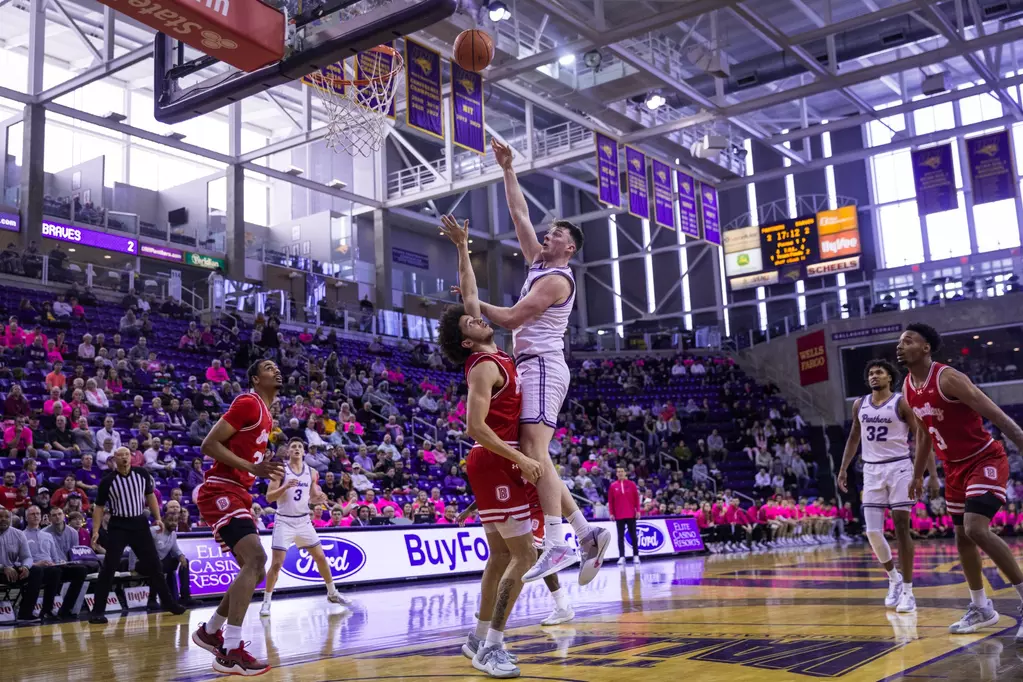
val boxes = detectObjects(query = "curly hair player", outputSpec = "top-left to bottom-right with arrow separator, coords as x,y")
899,323 -> 1023,637
190,359 -> 286,676
837,358 -> 937,614
462,138 -> 610,585
437,214 -> 544,678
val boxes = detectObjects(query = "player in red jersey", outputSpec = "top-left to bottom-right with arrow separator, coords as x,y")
438,214 -> 542,679
900,323 -> 1023,639
191,359 -> 285,676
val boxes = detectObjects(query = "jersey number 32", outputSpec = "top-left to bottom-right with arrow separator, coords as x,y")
864,425 -> 888,442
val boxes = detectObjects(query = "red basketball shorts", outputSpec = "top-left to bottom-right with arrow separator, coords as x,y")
194,479 -> 254,550
466,446 -> 532,538
943,441 -> 1007,518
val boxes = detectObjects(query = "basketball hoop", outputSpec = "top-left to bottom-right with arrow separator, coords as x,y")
303,45 -> 404,157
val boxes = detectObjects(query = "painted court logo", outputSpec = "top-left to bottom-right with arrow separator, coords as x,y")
281,539 -> 366,582
626,523 -> 666,553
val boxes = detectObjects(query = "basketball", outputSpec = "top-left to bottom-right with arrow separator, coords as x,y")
453,29 -> 494,72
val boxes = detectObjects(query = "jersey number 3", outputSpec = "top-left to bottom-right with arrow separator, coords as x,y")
865,425 -> 888,442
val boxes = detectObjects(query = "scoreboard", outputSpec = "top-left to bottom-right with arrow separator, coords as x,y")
726,206 -> 862,290
761,215 -> 817,268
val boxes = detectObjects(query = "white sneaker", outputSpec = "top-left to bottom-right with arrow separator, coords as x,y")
1015,605 -> 1023,643
464,633 -> 518,662
327,591 -> 352,607
577,527 -> 611,586
885,579 -> 903,608
259,601 -> 271,618
896,591 -> 916,614
523,543 -> 578,583
948,602 -> 1000,633
617,557 -> 626,566
472,644 -> 520,678
632,555 -> 640,565
541,604 -> 575,626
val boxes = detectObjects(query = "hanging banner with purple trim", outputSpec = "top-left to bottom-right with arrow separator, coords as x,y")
595,132 -> 621,208
651,158 -> 675,230
698,181 -> 721,246
966,129 -> 1017,205
404,39 -> 443,139
911,143 -> 957,215
451,62 -> 485,154
625,147 -> 650,220
676,171 -> 701,239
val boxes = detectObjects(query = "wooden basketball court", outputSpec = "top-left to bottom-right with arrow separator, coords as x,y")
7,540 -> 1023,681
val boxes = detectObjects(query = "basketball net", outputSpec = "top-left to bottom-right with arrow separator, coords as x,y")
304,45 -> 404,157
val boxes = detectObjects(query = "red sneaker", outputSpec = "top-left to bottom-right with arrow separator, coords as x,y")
213,641 -> 271,677
191,624 -> 224,655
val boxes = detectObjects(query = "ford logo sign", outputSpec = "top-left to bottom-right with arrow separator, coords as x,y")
280,538 -> 366,582
625,523 -> 666,553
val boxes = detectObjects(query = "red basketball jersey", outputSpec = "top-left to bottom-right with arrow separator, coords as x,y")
903,362 -> 996,463
464,350 -> 521,445
204,392 -> 273,489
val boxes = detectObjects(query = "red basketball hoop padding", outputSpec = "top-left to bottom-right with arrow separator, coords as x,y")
97,0 -> 284,72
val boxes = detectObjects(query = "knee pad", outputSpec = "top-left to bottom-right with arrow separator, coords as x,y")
865,530 -> 892,564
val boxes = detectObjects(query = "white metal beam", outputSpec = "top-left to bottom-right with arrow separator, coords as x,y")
36,45 -> 150,104
46,0 -> 103,64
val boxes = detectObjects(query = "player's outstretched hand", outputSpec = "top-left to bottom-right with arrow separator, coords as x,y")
908,477 -> 924,501
456,509 -> 472,527
518,456 -> 542,484
253,453 -> 285,481
836,470 -> 848,493
491,138 -> 513,169
439,214 -> 469,246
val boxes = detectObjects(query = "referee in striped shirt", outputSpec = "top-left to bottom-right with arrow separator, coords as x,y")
89,447 -> 187,624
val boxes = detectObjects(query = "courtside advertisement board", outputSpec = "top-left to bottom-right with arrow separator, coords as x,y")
176,518 -> 703,598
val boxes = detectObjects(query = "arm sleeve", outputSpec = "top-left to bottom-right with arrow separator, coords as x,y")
95,475 -> 112,507
222,394 -> 261,431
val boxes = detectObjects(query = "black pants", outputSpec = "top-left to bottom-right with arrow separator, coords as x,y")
147,555 -> 191,606
616,518 -> 639,558
0,564 -> 87,619
92,519 -> 176,613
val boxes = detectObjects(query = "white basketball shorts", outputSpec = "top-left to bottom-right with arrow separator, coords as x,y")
270,515 -> 321,551
516,353 -> 570,429
861,458 -> 915,511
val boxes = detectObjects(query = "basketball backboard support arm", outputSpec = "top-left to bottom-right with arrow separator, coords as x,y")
154,0 -> 457,124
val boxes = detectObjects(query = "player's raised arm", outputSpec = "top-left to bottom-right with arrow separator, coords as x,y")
491,138 -> 542,264
466,361 -> 541,483
478,275 -> 571,330
836,397 -> 863,494
940,367 -> 1023,452
439,215 -> 481,319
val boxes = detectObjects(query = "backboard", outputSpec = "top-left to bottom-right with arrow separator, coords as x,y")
153,0 -> 457,124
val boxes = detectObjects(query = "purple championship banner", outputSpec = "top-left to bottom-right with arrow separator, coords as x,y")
912,143 -> 958,216
173,518 -> 703,598
404,39 -> 443,139
966,129 -> 1017,205
595,132 -> 621,207
355,42 -> 396,119
698,181 -> 721,245
676,170 -> 701,239
0,211 -> 19,233
140,242 -> 184,263
651,159 -> 675,229
451,62 -> 485,154
625,146 -> 650,220
41,220 -> 137,255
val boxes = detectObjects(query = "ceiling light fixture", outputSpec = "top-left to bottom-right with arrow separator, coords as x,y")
486,0 -> 511,21
645,93 -> 666,110
559,54 -> 576,66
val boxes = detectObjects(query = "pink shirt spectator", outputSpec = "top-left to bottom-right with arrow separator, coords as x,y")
884,515 -> 895,533
992,510 -> 1009,527
206,366 -> 229,383
421,449 -> 437,465
911,516 -> 933,532
292,403 -> 311,421
695,510 -> 714,529
342,421 -> 364,436
938,514 -> 953,528
313,516 -> 331,528
47,350 -> 64,363
2,425 -> 32,448
838,507 -> 853,522
77,527 -> 91,546
375,499 -> 403,517
4,326 -> 26,348
581,459 -> 598,473
607,479 -> 640,519
72,304 -> 85,318
385,369 -> 404,384
298,332 -> 313,344
724,506 -> 747,524
419,380 -> 440,395
43,398 -> 71,415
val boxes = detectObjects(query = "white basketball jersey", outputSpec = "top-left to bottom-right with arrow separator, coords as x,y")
512,261 -> 575,357
275,462 -> 313,517
858,393 -> 911,463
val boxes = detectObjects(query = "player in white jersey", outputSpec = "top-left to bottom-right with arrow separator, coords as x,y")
838,359 -> 937,614
476,138 -> 611,585
261,438 -> 350,616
